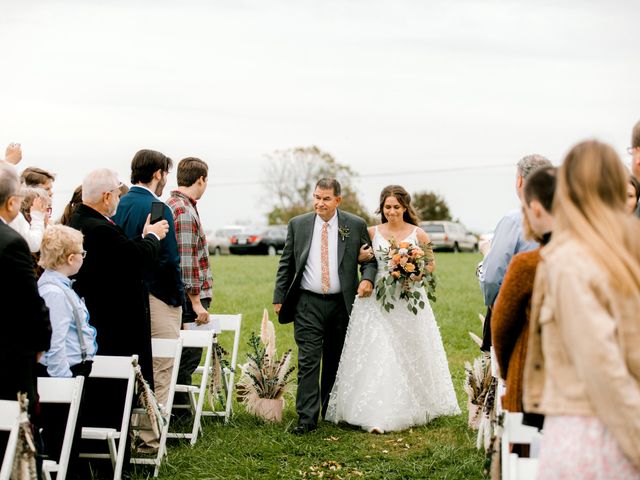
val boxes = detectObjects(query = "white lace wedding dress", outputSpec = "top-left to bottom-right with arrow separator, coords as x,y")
326,226 -> 460,432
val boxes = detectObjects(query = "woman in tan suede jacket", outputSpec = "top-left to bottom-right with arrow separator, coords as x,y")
523,140 -> 640,478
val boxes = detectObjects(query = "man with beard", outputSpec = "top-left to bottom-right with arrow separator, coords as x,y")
113,150 -> 184,452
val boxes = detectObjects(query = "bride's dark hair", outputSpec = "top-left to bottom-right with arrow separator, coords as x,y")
376,185 -> 420,226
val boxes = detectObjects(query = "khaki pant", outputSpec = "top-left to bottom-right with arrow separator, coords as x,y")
138,294 -> 182,448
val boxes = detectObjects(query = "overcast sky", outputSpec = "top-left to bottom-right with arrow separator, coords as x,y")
1,0 -> 639,232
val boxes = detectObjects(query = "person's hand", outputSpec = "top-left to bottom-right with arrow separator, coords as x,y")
274,303 -> 282,315
143,214 -> 169,240
193,303 -> 210,325
357,280 -> 373,297
358,244 -> 374,263
36,351 -> 44,362
31,196 -> 48,215
5,143 -> 22,165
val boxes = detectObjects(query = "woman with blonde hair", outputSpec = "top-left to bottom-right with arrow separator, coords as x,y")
524,140 -> 640,478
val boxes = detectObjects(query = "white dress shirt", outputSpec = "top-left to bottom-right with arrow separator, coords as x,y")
301,211 -> 341,294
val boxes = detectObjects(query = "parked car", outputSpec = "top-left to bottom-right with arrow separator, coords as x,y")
207,225 -> 246,255
229,225 -> 287,255
419,221 -> 478,252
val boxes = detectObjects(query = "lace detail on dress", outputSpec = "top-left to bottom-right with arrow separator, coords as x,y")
325,225 -> 460,432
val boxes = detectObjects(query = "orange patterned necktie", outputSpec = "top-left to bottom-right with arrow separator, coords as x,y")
321,222 -> 330,293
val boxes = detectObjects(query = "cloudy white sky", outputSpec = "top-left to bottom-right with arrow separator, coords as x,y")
1,0 -> 639,232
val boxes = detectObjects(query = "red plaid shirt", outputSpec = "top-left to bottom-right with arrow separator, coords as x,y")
167,190 -> 213,299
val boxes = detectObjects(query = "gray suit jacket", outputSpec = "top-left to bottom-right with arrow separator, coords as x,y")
273,209 -> 377,324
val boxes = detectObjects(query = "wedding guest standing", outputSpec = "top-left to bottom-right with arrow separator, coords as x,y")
524,140 -> 640,477
0,163 -> 50,460
478,154 -> 551,350
113,149 -> 184,452
69,168 -> 168,384
273,178 -> 377,434
491,166 -> 555,424
166,157 -> 213,410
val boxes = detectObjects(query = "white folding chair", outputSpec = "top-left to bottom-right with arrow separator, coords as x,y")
130,338 -> 182,477
199,314 -> 242,423
501,412 -> 543,480
79,355 -> 137,480
0,400 -> 20,480
168,330 -> 214,445
38,376 -> 85,480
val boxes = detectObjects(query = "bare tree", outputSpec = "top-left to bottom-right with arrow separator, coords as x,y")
263,146 -> 372,224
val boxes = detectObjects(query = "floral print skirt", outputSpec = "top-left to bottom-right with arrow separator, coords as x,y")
538,416 -> 639,480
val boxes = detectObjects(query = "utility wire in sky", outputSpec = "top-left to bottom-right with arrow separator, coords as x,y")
207,162 -> 514,187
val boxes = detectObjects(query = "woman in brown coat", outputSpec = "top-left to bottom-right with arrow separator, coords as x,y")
491,166 -> 556,417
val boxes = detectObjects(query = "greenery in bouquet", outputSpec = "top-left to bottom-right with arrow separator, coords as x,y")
237,309 -> 295,418
375,239 -> 437,314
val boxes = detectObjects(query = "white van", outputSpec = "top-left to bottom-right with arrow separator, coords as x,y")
419,221 -> 478,252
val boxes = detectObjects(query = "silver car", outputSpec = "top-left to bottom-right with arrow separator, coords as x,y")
420,221 -> 478,252
207,225 -> 246,255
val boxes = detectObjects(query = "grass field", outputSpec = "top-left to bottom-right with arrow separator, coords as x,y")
133,252 -> 487,479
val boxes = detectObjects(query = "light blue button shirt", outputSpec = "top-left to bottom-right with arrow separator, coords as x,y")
38,269 -> 97,377
480,209 -> 538,307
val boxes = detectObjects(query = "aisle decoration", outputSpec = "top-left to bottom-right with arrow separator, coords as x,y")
375,239 -> 436,314
237,309 -> 295,422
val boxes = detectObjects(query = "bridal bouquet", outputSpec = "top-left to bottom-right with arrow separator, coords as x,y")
375,239 -> 436,314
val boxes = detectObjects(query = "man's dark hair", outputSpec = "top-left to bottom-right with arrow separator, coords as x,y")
632,120 -> 640,149
177,157 -> 208,187
523,166 -> 557,212
130,149 -> 173,184
315,178 -> 341,196
20,167 -> 55,187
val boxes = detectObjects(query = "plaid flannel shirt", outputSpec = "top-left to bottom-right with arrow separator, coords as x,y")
167,190 -> 213,300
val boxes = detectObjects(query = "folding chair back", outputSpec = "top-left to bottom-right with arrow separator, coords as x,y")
38,376 -> 85,480
168,330 -> 214,445
501,412 -> 543,480
0,400 -> 20,480
130,338 -> 182,477
80,354 -> 137,480
204,314 -> 242,422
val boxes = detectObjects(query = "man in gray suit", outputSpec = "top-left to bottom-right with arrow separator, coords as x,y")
273,178 -> 377,433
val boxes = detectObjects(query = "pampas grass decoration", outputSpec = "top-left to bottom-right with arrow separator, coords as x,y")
12,393 -> 36,480
132,358 -> 165,438
238,309 -> 295,422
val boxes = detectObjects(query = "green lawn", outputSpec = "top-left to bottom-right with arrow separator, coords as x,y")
134,253 -> 486,479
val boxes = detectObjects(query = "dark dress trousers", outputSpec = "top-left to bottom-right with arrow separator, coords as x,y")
273,210 -> 377,426
0,221 -> 51,461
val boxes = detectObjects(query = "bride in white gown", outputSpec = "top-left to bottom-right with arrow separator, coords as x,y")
326,185 -> 460,433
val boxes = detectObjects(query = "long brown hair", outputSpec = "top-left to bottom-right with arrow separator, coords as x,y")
554,140 -> 640,293
376,185 -> 420,226
58,185 -> 82,226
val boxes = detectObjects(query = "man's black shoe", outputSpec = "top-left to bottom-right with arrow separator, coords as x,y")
292,424 -> 317,434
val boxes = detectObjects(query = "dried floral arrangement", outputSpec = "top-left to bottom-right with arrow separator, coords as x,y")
237,309 -> 295,421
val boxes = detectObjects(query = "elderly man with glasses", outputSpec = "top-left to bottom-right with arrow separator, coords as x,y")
66,168 -> 168,472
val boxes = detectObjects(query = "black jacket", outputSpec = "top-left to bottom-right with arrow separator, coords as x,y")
0,220 -> 50,407
69,204 -> 159,387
